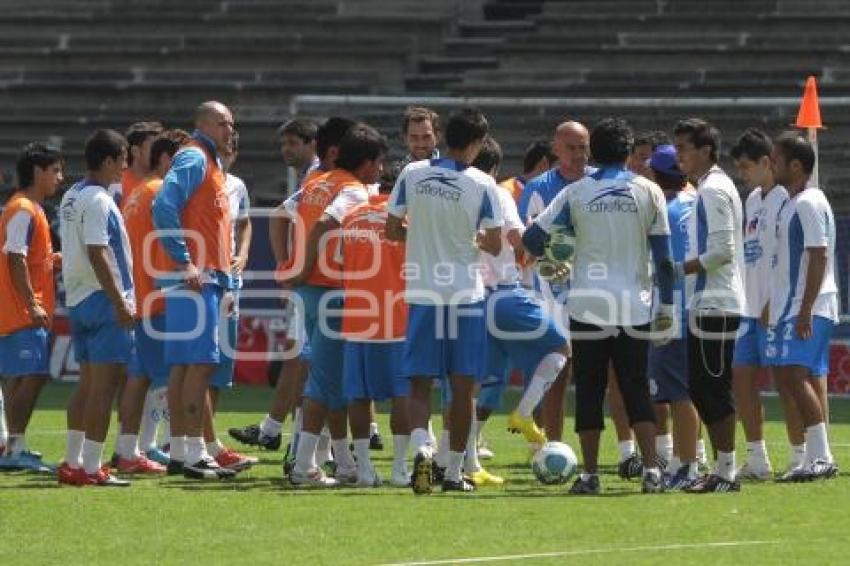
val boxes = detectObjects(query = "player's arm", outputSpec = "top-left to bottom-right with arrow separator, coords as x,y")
679,187 -> 734,276
386,168 -> 409,242
647,183 -> 675,306
270,189 -> 301,265
232,188 -> 252,276
84,196 -> 133,326
477,181 -> 504,257
4,211 -> 48,326
795,200 -> 830,340
520,187 -> 571,257
152,149 -> 206,290
286,213 -> 339,287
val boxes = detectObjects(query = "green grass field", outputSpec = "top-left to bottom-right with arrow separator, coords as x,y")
1,384 -> 848,565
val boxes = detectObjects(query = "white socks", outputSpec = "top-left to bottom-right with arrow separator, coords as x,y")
655,434 -> 673,464
316,427 -> 332,464
369,422 -> 379,437
206,438 -> 225,458
393,434 -> 410,473
170,436 -> 187,463
65,430 -> 85,468
789,443 -> 806,469
260,415 -> 282,438
294,431 -> 319,474
464,413 -> 482,474
332,438 -> 356,473
117,434 -> 140,460
434,430 -> 450,468
446,451 -> 464,483
517,352 -> 566,417
410,427 -> 432,458
353,438 -> 373,478
7,434 -> 25,456
746,439 -> 769,467
618,440 -> 636,461
140,387 -> 168,451
715,450 -> 736,481
805,422 -> 831,465
186,437 -> 209,465
82,439 -> 104,474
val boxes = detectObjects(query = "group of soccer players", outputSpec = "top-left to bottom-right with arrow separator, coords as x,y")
0,100 -> 840,494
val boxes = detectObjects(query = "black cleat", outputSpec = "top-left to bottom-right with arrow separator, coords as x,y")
184,458 -> 237,480
109,452 -> 120,469
432,461 -> 446,483
442,477 -> 475,493
617,453 -> 644,480
166,460 -> 184,476
641,469 -> 666,494
568,474 -> 601,495
685,474 -> 740,493
777,459 -> 838,483
411,452 -> 433,495
369,432 -> 384,451
228,424 -> 282,451
282,442 -> 296,476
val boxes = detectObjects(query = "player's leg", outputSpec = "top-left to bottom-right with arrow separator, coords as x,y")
115,375 -> 165,474
775,376 -> 806,472
654,403 -> 672,468
731,319 -> 772,479
81,361 -> 128,485
607,369 -> 637,467
60,363 -> 90,480
540,360 -> 569,442
166,364 -> 187,473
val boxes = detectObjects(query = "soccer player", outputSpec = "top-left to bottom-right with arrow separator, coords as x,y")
229,118 -> 355,475
279,118 -> 320,192
644,144 -> 701,489
498,139 -> 556,202
335,126 -> 401,486
729,129 -> 789,480
474,135 -> 569,485
114,130 -> 190,475
673,118 -> 746,493
387,107 -> 504,494
57,129 -> 134,487
767,132 -> 838,481
152,101 -> 237,480
280,122 -> 374,487
401,106 -> 441,164
107,122 -> 163,207
0,142 -> 63,472
522,118 -> 675,495
203,131 -> 257,472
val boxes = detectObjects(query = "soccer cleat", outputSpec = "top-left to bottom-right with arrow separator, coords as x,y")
57,462 -> 86,486
431,461 -> 446,484
215,448 -> 258,472
0,450 -> 55,474
335,466 -> 359,485
87,466 -> 131,487
641,469 -> 666,493
442,477 -> 475,493
477,437 -> 494,460
282,443 -> 296,476
685,474 -> 740,493
227,424 -> 282,451
469,469 -> 504,487
411,452 -> 433,495
777,459 -> 838,483
507,410 -> 547,446
116,455 -> 166,475
617,453 -> 644,480
356,468 -> 382,487
391,465 -> 411,487
665,465 -> 697,490
321,459 -> 338,478
736,461 -> 773,481
145,447 -> 170,466
289,467 -> 338,487
184,458 -> 237,480
166,460 -> 184,475
369,432 -> 384,451
568,474 -> 600,495
109,452 -> 120,469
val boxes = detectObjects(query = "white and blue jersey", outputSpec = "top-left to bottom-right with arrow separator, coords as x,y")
59,180 -> 134,308
523,166 -> 671,327
387,157 -> 504,306
666,188 -> 697,320
517,166 -> 595,223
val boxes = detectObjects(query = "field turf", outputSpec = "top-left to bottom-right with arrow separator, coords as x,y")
1,384 -> 848,565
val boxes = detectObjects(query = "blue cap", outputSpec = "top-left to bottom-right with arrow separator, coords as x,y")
648,144 -> 685,179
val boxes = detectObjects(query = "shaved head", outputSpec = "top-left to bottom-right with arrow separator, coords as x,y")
195,101 -> 230,125
555,121 -> 588,140
552,120 -> 589,179
194,100 -> 234,153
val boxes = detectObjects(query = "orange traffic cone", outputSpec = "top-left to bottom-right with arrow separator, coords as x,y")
795,76 -> 823,129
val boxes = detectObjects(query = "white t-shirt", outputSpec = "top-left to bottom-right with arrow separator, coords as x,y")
685,165 -> 746,314
769,187 -> 838,325
59,181 -> 134,308
533,167 -> 669,326
742,184 -> 788,319
3,210 -> 34,255
387,158 -> 504,305
480,184 -> 524,289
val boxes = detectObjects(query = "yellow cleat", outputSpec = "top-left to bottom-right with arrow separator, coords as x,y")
470,468 -> 505,487
507,410 -> 547,446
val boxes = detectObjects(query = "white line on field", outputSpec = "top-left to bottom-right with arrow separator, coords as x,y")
379,540 -> 780,566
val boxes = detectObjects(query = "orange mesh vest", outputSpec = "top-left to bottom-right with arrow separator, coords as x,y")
122,177 -> 169,318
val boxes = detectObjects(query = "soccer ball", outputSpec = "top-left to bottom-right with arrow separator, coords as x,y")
544,225 -> 576,264
532,441 -> 578,485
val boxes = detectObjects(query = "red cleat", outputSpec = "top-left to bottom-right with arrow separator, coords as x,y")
85,465 -> 131,487
57,462 -> 87,487
215,447 -> 257,472
116,455 -> 166,475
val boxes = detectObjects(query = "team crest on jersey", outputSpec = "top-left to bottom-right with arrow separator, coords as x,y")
583,186 -> 637,213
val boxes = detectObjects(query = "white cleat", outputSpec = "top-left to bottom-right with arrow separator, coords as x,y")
356,468 -> 382,487
289,467 -> 338,488
736,461 -> 773,481
335,466 -> 359,485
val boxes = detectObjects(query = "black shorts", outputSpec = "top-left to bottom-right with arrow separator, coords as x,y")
686,310 -> 740,425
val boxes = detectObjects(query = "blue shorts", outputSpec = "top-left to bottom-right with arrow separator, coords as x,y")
765,315 -> 834,376
648,337 -> 689,402
343,341 -> 410,401
477,367 -> 509,411
486,286 -> 568,380
297,285 -> 346,411
129,315 -> 169,387
69,291 -> 134,364
164,284 -> 225,366
210,309 -> 238,390
402,302 -> 488,381
732,317 -> 770,367
0,327 -> 50,377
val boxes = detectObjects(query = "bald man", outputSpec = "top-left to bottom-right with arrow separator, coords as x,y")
153,101 -> 239,480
